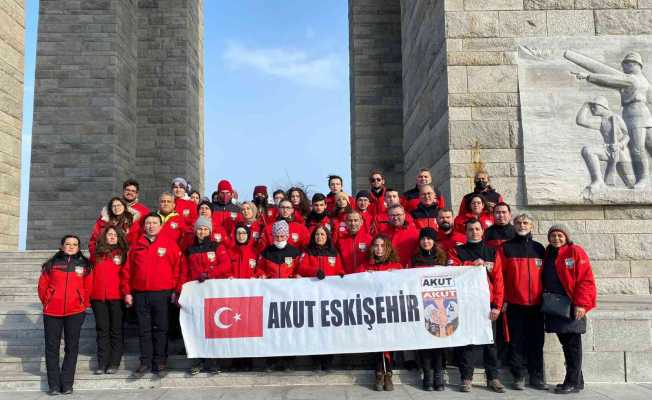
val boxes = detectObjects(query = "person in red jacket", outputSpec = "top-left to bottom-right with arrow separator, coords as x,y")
435,209 -> 467,251
196,200 -> 232,249
367,169 -> 387,217
401,168 -> 445,213
89,197 -> 140,258
325,174 -> 355,213
336,211 -> 373,274
120,179 -> 150,222
543,225 -> 596,394
354,190 -> 374,234
253,185 -> 277,226
330,191 -> 354,238
497,213 -> 547,391
38,235 -> 93,395
453,194 -> 494,234
172,177 -> 199,250
122,212 -> 183,378
357,235 -> 402,391
156,192 -> 184,245
240,201 -> 263,245
179,217 -> 231,375
384,205 -> 419,268
411,185 -> 440,230
374,189 -> 414,234
484,202 -> 515,249
458,171 -> 504,215
229,223 -> 259,279
211,179 -> 243,235
260,200 -> 310,251
90,226 -> 128,375
447,219 -> 506,393
190,190 -> 201,205
305,193 -> 331,234
287,187 -> 310,224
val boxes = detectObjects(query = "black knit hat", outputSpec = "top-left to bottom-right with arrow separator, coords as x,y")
419,227 -> 437,241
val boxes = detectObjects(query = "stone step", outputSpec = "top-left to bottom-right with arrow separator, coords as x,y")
0,286 -> 37,296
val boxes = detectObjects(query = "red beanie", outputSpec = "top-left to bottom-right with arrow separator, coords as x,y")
253,185 -> 268,196
217,179 -> 233,192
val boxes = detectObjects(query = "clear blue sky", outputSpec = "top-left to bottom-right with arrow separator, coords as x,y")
19,1 -> 351,248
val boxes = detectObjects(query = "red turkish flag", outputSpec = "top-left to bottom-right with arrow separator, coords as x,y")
204,296 -> 264,339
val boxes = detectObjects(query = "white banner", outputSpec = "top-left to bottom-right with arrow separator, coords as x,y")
178,266 -> 493,358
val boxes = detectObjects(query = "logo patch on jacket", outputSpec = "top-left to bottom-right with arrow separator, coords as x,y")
207,251 -> 216,261
253,232 -> 260,240
157,247 -> 167,257
74,266 -> 84,276
113,255 -> 122,265
170,222 -> 178,230
535,258 -> 543,268
249,259 -> 257,268
214,233 -> 222,243
230,212 -> 237,220
267,210 -> 273,216
284,257 -> 293,266
565,258 -> 575,269
484,261 -> 494,272
291,233 -> 299,242
358,243 -> 367,251
328,257 -> 336,266
183,209 -> 190,217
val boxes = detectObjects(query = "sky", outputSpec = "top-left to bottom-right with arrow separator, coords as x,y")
19,0 -> 352,249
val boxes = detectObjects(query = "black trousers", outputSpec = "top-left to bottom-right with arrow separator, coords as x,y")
374,352 -> 393,373
558,333 -> 583,387
133,290 -> 171,367
91,300 -> 123,369
506,304 -> 544,381
456,344 -> 499,380
43,312 -> 86,392
418,348 -> 445,373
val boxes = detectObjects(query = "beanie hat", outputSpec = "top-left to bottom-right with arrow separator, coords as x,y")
548,223 -> 571,242
272,220 -> 290,236
253,185 -> 268,197
218,179 -> 233,192
419,227 -> 438,241
356,190 -> 371,200
194,216 -> 212,233
171,177 -> 188,190
197,199 -> 213,213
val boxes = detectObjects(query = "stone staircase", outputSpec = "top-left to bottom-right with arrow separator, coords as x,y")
0,251 -> 650,392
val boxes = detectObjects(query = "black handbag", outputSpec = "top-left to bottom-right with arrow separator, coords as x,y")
541,292 -> 572,319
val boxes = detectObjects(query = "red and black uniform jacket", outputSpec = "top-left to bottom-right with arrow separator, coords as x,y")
386,222 -> 420,267
330,212 -> 351,238
484,223 -> 515,249
325,192 -> 355,214
356,259 -> 402,273
90,249 -> 126,301
179,240 -> 232,291
447,241 -> 504,309
229,241 -> 259,279
257,204 -> 277,227
207,221 -> 233,250
243,220 -> 264,244
453,212 -> 494,234
410,203 -> 440,230
255,244 -> 301,278
336,230 -> 373,275
458,187 -> 503,215
368,187 -> 387,216
547,243 -> 597,312
356,209 -> 374,234
401,186 -> 446,213
297,247 -> 345,277
436,229 -> 467,252
121,235 -> 182,295
374,211 -> 414,235
292,208 -> 306,224
305,211 -> 332,235
38,252 -> 93,317
411,249 -> 445,268
260,218 -> 310,251
497,233 -> 545,306
158,212 -> 184,245
211,201 -> 243,237
89,217 -> 139,258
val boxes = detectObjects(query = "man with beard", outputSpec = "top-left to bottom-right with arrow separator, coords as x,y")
435,209 -> 466,252
458,171 -> 503,215
367,169 -> 387,217
484,202 -> 516,249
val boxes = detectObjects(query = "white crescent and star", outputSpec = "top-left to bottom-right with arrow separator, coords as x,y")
214,307 -> 242,329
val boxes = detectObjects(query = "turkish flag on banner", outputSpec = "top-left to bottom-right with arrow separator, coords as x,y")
204,296 -> 264,339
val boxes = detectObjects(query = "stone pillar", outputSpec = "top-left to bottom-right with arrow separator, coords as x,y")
349,0 -> 403,192
28,0 -> 204,249
0,0 -> 24,250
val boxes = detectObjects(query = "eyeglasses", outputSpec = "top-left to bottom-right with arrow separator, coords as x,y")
370,177 -> 383,182
389,213 -> 404,218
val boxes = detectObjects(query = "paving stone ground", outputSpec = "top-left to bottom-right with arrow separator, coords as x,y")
0,384 -> 651,400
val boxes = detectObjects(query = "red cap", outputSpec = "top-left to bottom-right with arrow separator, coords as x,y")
253,185 -> 268,196
217,179 -> 233,192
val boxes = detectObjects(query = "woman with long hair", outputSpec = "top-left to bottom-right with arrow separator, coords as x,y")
89,197 -> 138,257
287,187 -> 310,223
357,235 -> 402,391
330,191 -> 354,238
453,194 -> 494,234
90,226 -> 128,375
38,235 -> 93,395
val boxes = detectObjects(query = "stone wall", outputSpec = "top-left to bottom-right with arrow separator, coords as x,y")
349,0 -> 404,192
28,0 -> 204,249
397,0 -> 652,296
0,0 -> 24,250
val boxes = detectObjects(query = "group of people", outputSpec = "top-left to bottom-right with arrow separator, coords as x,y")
37,168 -> 596,396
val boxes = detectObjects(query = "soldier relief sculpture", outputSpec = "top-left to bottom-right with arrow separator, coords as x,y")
566,51 -> 652,196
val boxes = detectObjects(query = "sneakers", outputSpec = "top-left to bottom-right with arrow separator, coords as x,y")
487,378 -> 506,393
460,379 -> 472,392
189,365 -> 201,376
374,372 -> 384,391
105,366 -> 118,375
383,372 -> 394,391
93,368 -> 104,375
512,377 -> 525,390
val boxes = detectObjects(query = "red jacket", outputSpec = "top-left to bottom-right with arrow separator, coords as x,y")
128,202 -> 150,222
297,250 -> 345,277
243,220 -> 264,244
175,198 -> 198,230
385,222 -> 420,267
330,213 -> 350,238
410,203 -> 440,230
304,212 -> 332,235
484,224 -> 515,249
179,241 -> 232,291
336,230 -> 373,275
447,242 -> 504,308
89,217 -> 140,258
436,229 -> 467,251
453,212 -> 494,234
90,250 -> 126,301
368,187 -> 387,216
326,193 -> 355,214
255,244 -> 301,278
356,209 -> 374,234
229,242 -> 259,279
158,212 -> 184,245
549,244 -> 597,312
458,187 -> 503,215
356,260 -> 402,273
121,235 -> 182,295
38,252 -> 92,317
374,212 -> 414,235
497,234 -> 545,306
212,201 -> 243,236
402,186 -> 446,213
257,205 -> 277,227
260,219 -> 310,251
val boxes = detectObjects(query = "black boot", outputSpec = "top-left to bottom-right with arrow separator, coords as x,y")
422,369 -> 434,391
434,371 -> 445,391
